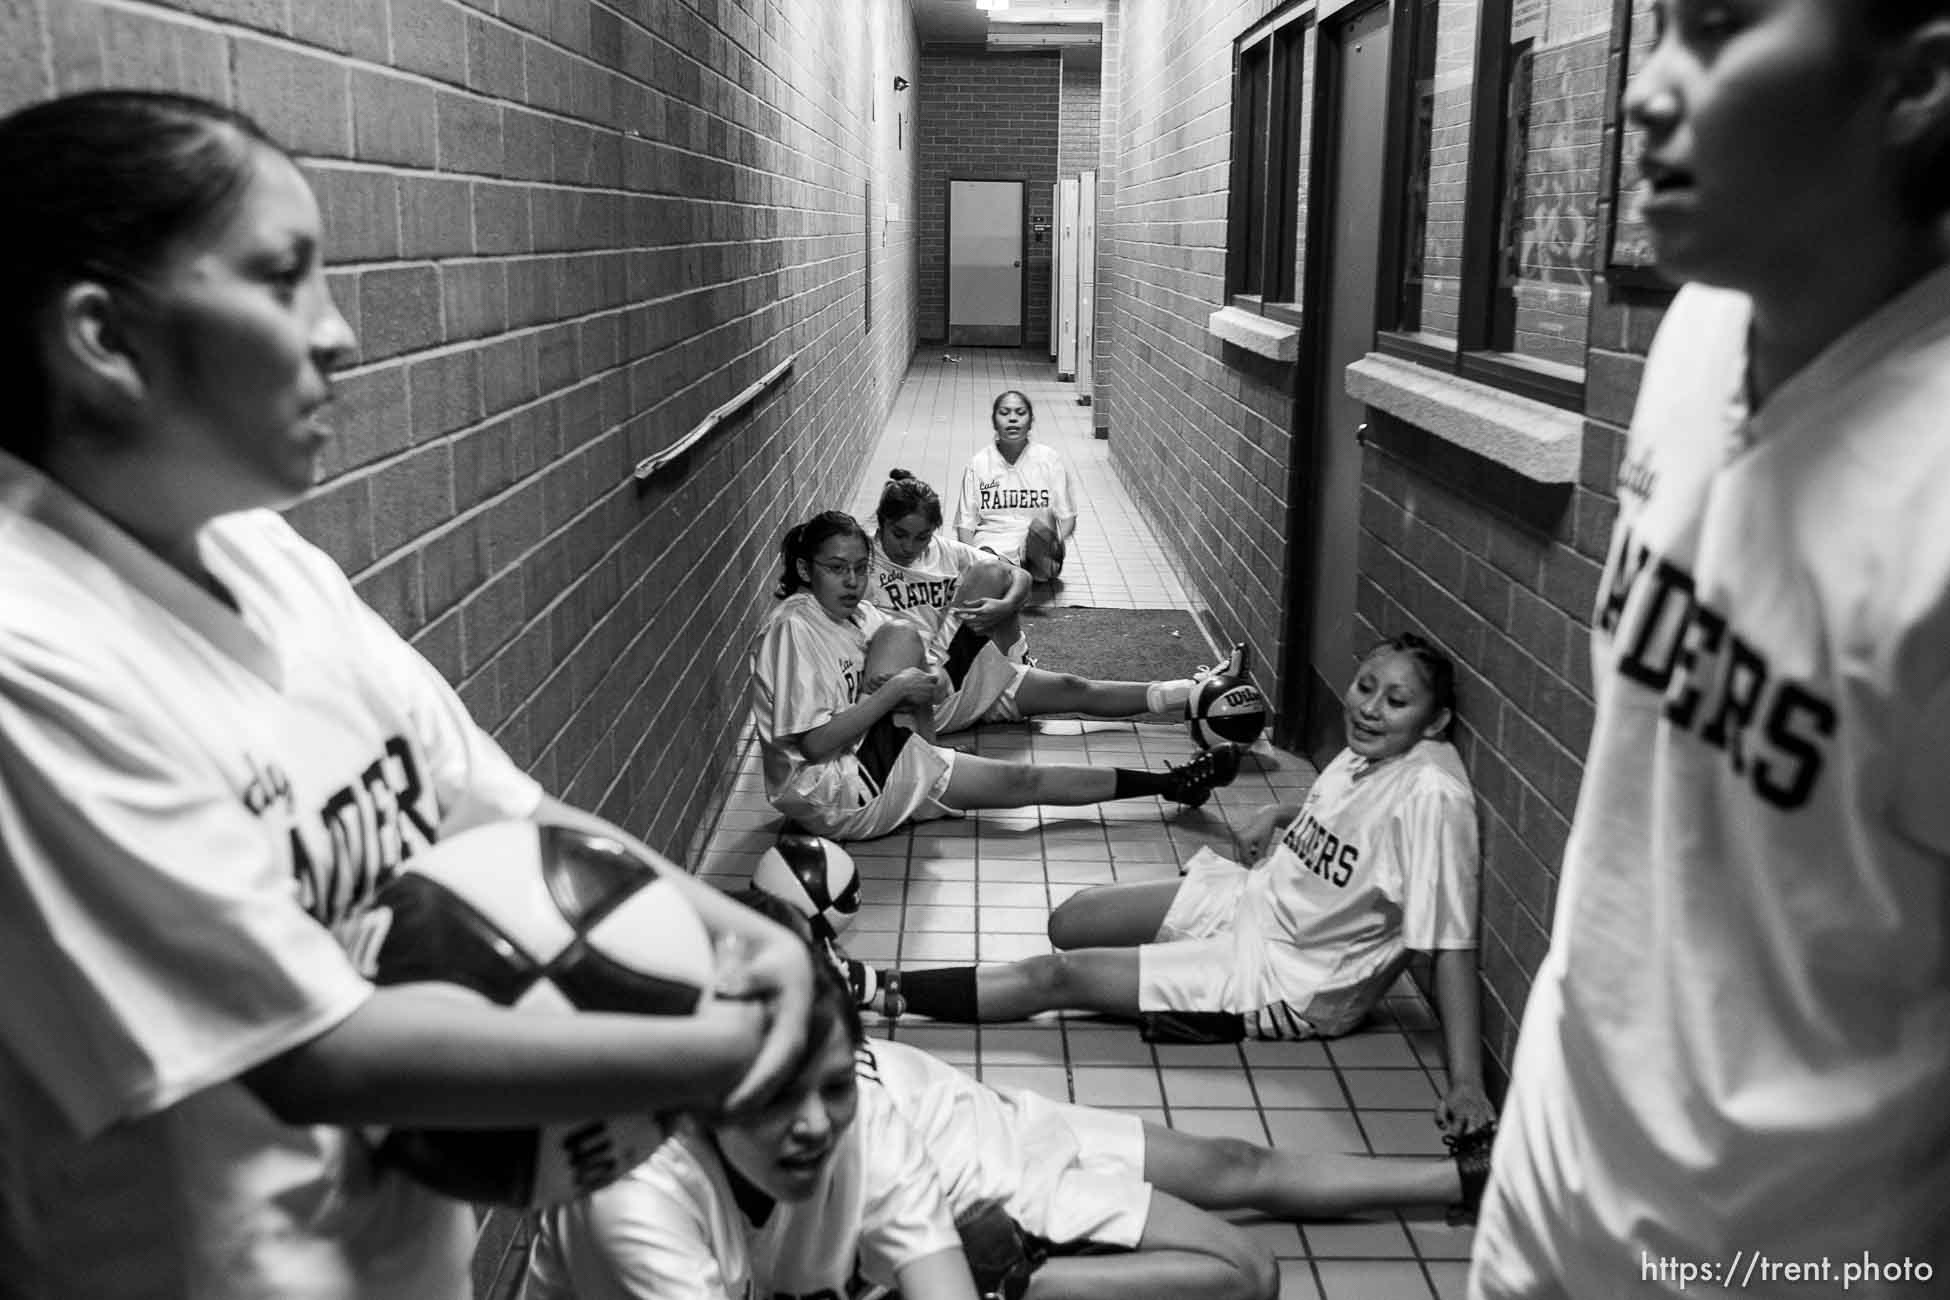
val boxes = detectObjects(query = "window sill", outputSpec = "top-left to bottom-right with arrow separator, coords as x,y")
1345,352 -> 1584,483
1207,306 -> 1301,363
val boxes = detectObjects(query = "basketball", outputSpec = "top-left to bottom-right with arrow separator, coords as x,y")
751,832 -> 861,941
363,820 -> 715,1209
1188,675 -> 1268,749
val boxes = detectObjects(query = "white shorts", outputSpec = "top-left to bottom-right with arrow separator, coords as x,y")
1136,850 -> 1319,1037
1003,1091 -> 1152,1249
790,735 -> 958,841
934,641 -> 1030,733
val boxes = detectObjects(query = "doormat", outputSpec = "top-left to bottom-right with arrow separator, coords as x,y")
1018,605 -> 1214,723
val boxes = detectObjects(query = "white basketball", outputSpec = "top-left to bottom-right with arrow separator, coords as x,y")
752,832 -> 861,940
365,820 -> 714,1208
1188,674 -> 1269,749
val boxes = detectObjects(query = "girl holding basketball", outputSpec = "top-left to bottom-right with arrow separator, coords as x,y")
529,957 -> 986,1300
0,91 -> 811,1300
872,634 -> 1494,1139
752,510 -> 1243,842
871,467 -> 1249,734
1473,1 -> 1950,1292
955,390 -> 1076,583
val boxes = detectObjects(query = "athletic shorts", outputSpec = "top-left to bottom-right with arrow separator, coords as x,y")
934,625 -> 1030,733
790,717 -> 958,841
1137,850 -> 1318,1037
1005,1091 -> 1152,1249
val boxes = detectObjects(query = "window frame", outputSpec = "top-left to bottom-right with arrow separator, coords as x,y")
1374,0 -> 1591,411
1224,4 -> 1313,328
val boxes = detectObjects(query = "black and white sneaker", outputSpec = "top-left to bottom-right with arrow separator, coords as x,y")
1444,1122 -> 1497,1226
1161,742 -> 1243,808
1194,642 -> 1252,684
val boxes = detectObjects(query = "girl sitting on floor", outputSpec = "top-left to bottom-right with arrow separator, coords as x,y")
750,510 -> 1241,842
869,467 -> 1249,735
865,634 -> 1494,1140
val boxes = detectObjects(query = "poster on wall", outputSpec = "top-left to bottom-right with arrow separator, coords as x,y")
1606,0 -> 1660,272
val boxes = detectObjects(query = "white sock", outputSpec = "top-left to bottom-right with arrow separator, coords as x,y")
1147,678 -> 1195,712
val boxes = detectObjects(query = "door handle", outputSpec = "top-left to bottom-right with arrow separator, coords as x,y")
1354,422 -> 1369,443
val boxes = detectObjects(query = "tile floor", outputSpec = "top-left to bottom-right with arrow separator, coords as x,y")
695,348 -> 1474,1300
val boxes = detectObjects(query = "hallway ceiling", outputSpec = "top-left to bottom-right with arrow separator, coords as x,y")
912,0 -> 1104,48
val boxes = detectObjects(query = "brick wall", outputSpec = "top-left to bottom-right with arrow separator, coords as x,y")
1090,0 -> 1122,426
1057,48 -> 1101,180
1104,0 -> 1297,719
6,0 -> 920,870
916,49 -> 1059,345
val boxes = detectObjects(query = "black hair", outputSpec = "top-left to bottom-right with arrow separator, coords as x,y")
874,468 -> 944,533
774,510 -> 871,598
726,887 -> 865,1052
1366,632 -> 1458,727
1862,0 -> 1950,218
990,389 -> 1036,427
0,90 -> 287,462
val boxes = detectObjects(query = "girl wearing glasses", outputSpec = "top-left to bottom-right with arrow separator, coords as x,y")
751,511 -> 1242,842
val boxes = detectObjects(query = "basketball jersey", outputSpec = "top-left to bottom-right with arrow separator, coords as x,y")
0,452 -> 543,1299
527,1092 -> 959,1300
954,443 -> 1076,561
866,534 -> 998,656
1239,740 -> 1478,1034
750,593 -> 890,822
1472,271 -> 1950,1296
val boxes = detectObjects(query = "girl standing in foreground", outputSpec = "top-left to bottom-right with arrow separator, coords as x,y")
870,467 -> 1250,734
0,91 -> 811,1300
751,511 -> 1242,842
1471,2 -> 1950,1294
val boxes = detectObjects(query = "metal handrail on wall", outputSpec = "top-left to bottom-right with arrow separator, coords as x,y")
631,354 -> 797,482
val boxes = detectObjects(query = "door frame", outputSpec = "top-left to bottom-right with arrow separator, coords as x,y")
1277,0 -> 1408,763
944,175 -> 1030,348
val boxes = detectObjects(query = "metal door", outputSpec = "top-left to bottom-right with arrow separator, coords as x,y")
948,179 -> 1025,346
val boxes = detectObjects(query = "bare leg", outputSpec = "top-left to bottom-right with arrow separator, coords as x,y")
970,947 -> 1143,1021
865,622 -> 936,743
1014,668 -> 1157,719
950,558 -> 1024,651
941,753 -> 1117,808
1047,881 -> 1183,949
1025,1191 -> 1276,1300
1141,1124 -> 1459,1220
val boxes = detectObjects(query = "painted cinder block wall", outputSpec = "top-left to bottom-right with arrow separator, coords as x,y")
1104,0 -> 1301,721
2,0 -> 921,872
915,48 -> 1059,346
1103,0 -> 1665,1093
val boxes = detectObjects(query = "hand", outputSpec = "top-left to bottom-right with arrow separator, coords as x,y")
1234,803 -> 1287,863
884,666 -> 940,707
955,596 -> 1011,633
711,926 -> 816,1114
1435,1079 -> 1495,1137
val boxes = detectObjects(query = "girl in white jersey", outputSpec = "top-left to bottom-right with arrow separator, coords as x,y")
529,952 -> 981,1300
751,511 -> 1243,842
1471,3 -> 1950,1296
870,636 -> 1496,1143
955,391 -> 1076,583
871,468 -> 1250,734
0,91 -> 813,1300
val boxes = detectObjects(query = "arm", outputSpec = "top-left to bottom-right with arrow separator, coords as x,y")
955,463 -> 981,544
1431,947 -> 1494,1135
245,984 -> 765,1127
796,670 -> 936,762
893,1249 -> 982,1300
535,796 -> 815,1112
1051,454 -> 1079,542
1235,801 -> 1304,863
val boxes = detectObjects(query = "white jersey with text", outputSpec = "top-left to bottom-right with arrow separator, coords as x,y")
954,443 -> 1077,562
527,1088 -> 960,1300
0,451 -> 543,1300
1471,271 -> 1950,1297
1169,740 -> 1477,1033
866,533 -> 1001,658
750,592 -> 889,821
